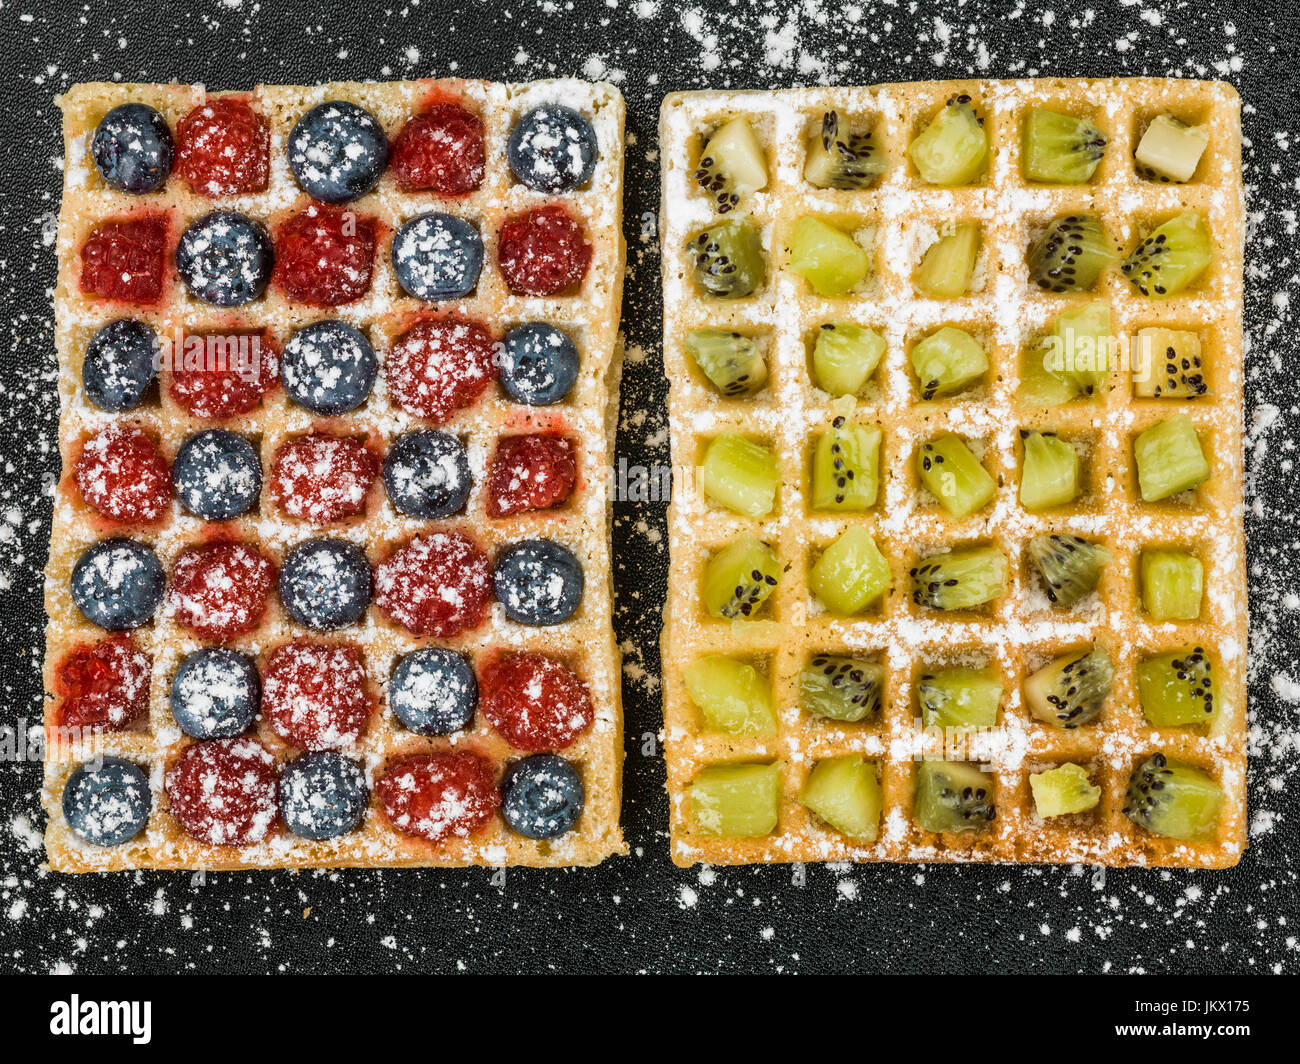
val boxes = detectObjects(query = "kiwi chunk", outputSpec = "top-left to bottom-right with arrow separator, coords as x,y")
1123,753 -> 1223,842
1023,647 -> 1114,729
687,218 -> 766,299
690,762 -> 781,838
1138,647 -> 1217,728
809,527 -> 890,616
812,322 -> 885,395
1134,415 -> 1210,502
1029,763 -> 1101,818
918,667 -> 1002,728
1042,301 -> 1112,398
694,117 -> 768,214
1121,212 -> 1212,299
1016,347 -> 1082,409
1027,533 -> 1110,608
804,111 -> 885,189
1028,213 -> 1114,293
800,655 -> 883,723
698,434 -> 780,518
1135,114 -> 1209,184
909,546 -> 1008,611
910,326 -> 989,400
811,418 -> 881,511
684,655 -> 776,735
1022,108 -> 1107,183
1132,328 -> 1207,398
800,757 -> 883,841
788,216 -> 870,297
1140,550 -> 1204,620
685,330 -> 768,397
916,222 -> 980,298
1019,430 -> 1081,512
914,761 -> 996,833
916,434 -> 996,518
702,536 -> 781,619
909,97 -> 989,186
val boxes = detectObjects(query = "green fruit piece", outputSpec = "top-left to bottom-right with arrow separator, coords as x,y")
800,655 -> 883,722
1027,533 -> 1110,608
687,217 -> 766,299
910,326 -> 989,400
909,98 -> 989,186
694,117 -> 768,214
684,655 -> 776,735
1022,108 -> 1107,183
800,757 -> 883,841
1019,430 -> 1081,512
916,222 -> 980,298
1135,114 -> 1209,184
914,761 -> 996,833
809,526 -> 890,616
1132,327 -> 1207,398
1121,211 -> 1213,299
910,546 -> 1008,611
690,762 -> 781,838
1016,348 -> 1081,409
1138,647 -> 1217,727
811,419 -> 881,511
1123,753 -> 1223,841
812,321 -> 885,395
788,216 -> 870,297
918,667 -> 1002,728
698,434 -> 780,518
1023,647 -> 1114,729
1029,763 -> 1101,818
684,329 -> 768,397
804,110 -> 886,189
1134,415 -> 1210,502
1028,213 -> 1114,293
916,434 -> 996,518
702,536 -> 781,619
1043,301 -> 1112,397
1140,550 -> 1204,620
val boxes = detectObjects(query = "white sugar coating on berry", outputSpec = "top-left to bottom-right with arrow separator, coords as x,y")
171,654 -> 255,737
392,654 -> 472,717
264,642 -> 370,749
512,106 -> 596,186
271,435 -> 375,522
391,213 -> 481,294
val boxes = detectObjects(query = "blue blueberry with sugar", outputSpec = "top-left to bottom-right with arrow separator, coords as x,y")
279,752 -> 368,840
382,430 -> 471,519
391,212 -> 483,301
175,211 -> 274,307
169,647 -> 260,739
500,323 -> 579,405
494,539 -> 584,626
281,320 -> 377,415
172,429 -> 262,521
278,538 -> 372,630
82,318 -> 159,413
500,754 -> 584,839
288,100 -> 388,203
507,104 -> 598,193
70,538 -> 164,631
389,648 -> 476,736
91,103 -> 174,194
62,757 -> 152,847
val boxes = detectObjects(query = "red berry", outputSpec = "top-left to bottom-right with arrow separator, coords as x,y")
168,329 -> 279,419
273,201 -> 378,307
385,317 -> 497,424
175,97 -> 270,197
53,635 -> 150,732
166,737 -> 279,846
376,751 -> 499,842
497,204 -> 592,297
389,102 -> 485,195
479,652 -> 594,752
269,433 -> 378,524
373,531 -> 490,638
485,434 -> 577,517
79,215 -> 168,304
74,425 -> 170,524
263,639 -> 373,751
170,540 -> 276,641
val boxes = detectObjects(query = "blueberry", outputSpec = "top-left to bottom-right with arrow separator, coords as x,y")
501,754 -> 584,839
82,318 -> 158,413
62,757 -> 151,847
70,538 -> 164,631
382,430 -> 471,520
91,103 -> 174,194
494,539 -> 584,626
507,105 -> 598,193
390,212 -> 483,301
169,647 -> 259,739
281,320 -> 377,415
389,648 -> 476,735
279,752 -> 368,840
288,100 -> 388,203
172,429 -> 261,520
500,323 -> 579,405
175,211 -> 273,307
279,538 -> 372,630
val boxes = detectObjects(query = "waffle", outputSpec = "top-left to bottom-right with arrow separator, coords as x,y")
45,78 -> 626,871
659,79 -> 1246,868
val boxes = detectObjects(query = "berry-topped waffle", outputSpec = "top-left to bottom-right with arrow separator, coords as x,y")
659,79 -> 1246,868
45,78 -> 626,871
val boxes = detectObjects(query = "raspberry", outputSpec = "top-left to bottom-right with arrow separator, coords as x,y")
385,317 -> 497,424
479,652 -> 594,752
168,329 -> 279,419
165,737 -> 279,846
497,204 -> 592,296
263,640 -> 373,751
170,540 -> 276,641
389,102 -> 485,195
485,434 -> 577,517
175,97 -> 270,197
74,425 -> 170,524
53,635 -> 150,732
269,433 -> 378,524
373,531 -> 491,638
79,215 -> 168,304
376,752 -> 499,842
273,201 -> 378,307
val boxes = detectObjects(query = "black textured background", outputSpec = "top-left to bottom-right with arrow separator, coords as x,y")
1,0 -> 1297,975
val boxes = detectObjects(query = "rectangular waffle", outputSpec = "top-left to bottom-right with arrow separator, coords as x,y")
659,78 -> 1246,868
45,78 -> 626,871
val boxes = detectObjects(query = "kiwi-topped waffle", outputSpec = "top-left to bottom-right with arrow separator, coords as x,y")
659,79 -> 1245,868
